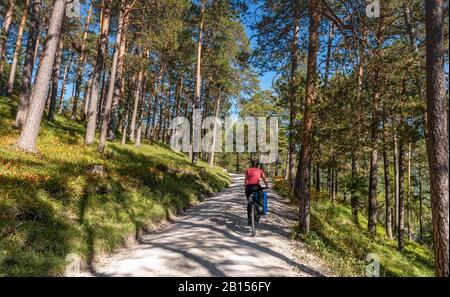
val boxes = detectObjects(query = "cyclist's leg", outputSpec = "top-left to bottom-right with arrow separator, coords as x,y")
255,185 -> 264,221
245,185 -> 250,199
246,185 -> 259,223
257,186 -> 264,211
245,185 -> 252,223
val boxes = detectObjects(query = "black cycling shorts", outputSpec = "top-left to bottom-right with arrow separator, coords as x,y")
245,184 -> 262,199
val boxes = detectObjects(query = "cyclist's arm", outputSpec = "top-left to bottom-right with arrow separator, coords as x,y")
261,170 -> 269,188
244,170 -> 247,186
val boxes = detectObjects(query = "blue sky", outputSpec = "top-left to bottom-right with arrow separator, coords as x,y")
257,72 -> 277,90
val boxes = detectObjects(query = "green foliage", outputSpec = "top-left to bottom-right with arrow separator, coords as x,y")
274,179 -> 434,276
272,176 -> 290,198
342,171 -> 368,201
0,96 -> 231,276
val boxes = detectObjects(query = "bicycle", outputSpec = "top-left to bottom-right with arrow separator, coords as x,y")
248,188 -> 267,237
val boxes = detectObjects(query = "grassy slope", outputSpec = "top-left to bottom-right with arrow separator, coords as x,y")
0,96 -> 231,276
273,178 -> 434,277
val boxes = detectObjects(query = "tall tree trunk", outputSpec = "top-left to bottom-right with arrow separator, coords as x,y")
425,0 -> 449,277
297,0 -> 319,234
331,170 -> 336,203
33,29 -> 40,63
275,158 -> 279,176
288,1 -> 300,190
350,25 -> 365,223
174,75 -> 183,117
293,148 -> 302,197
71,2 -> 93,120
315,162 -> 320,192
182,73 -> 192,119
82,70 -> 94,118
200,78 -> 210,150
15,0 -> 41,128
135,125 -> 142,147
160,84 -> 168,142
191,0 -> 205,164
150,93 -> 159,140
368,62 -> 383,235
45,79 -> 53,111
163,84 -> 172,144
32,12 -> 48,86
368,124 -> 379,235
98,2 -> 129,153
284,151 -> 289,180
407,143 -> 412,240
47,37 -> 64,121
324,21 -> 334,84
383,124 -> 393,239
58,53 -> 74,113
163,80 -> 173,144
85,0 -> 111,145
327,168 -> 331,196
16,0 -> 66,152
0,0 -> 16,74
334,170 -> 338,200
121,103 -> 129,145
418,164 -> 423,242
97,65 -> 109,126
368,14 -> 385,236
149,64 -> 165,140
209,91 -> 221,167
351,154 -> 359,224
311,164 -> 316,187
157,86 -> 164,141
393,131 -> 400,232
129,69 -> 143,142
144,90 -> 154,139
7,0 -> 28,95
108,11 -> 129,140
398,138 -> 405,251
167,75 -> 182,142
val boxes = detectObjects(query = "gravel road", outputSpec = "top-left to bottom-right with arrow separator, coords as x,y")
81,174 -> 331,277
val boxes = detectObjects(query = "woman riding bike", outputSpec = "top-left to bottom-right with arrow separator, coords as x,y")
244,159 -> 269,224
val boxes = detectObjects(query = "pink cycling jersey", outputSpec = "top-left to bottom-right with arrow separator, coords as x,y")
245,168 -> 264,185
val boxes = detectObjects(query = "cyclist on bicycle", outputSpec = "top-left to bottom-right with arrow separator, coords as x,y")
244,159 -> 269,224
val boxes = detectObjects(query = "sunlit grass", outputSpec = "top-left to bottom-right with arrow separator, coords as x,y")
0,96 -> 231,276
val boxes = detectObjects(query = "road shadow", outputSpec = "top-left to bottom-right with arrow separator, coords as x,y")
92,176 -> 326,277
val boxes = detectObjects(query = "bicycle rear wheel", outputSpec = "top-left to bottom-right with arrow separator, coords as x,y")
251,202 -> 256,237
